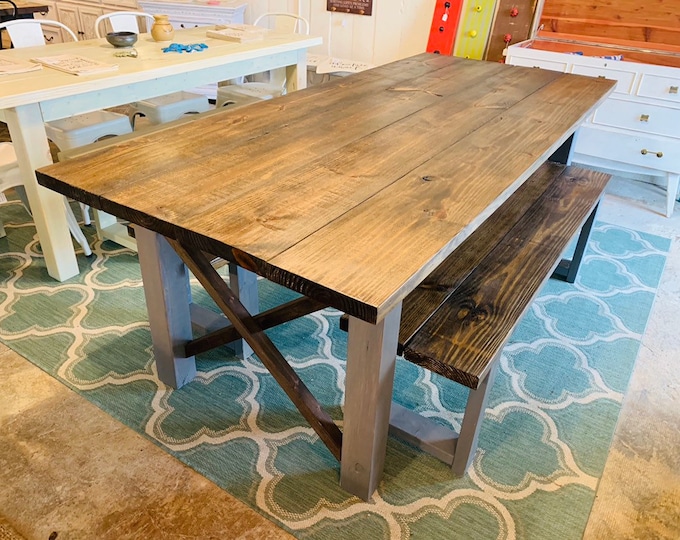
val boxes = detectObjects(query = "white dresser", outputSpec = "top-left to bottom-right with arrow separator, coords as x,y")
136,0 -> 246,98
503,0 -> 680,218
506,42 -> 680,217
136,0 -> 245,29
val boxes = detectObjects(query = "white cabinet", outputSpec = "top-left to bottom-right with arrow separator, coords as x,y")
136,1 -> 246,99
56,1 -> 102,41
136,1 -> 246,28
31,0 -> 61,43
506,41 -> 680,217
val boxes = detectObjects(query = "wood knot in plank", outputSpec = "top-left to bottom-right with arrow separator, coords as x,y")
456,300 -> 489,324
389,86 -> 443,97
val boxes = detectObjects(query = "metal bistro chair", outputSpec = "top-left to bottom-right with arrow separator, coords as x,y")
0,141 -> 94,255
94,11 -> 210,127
216,12 -> 309,108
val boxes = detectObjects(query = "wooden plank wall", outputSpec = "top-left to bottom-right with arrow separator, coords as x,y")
538,0 -> 680,47
243,0 -> 435,66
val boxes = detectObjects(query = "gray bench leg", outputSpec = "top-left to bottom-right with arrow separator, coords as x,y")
452,358 -> 499,476
388,356 -> 500,477
341,303 -> 402,501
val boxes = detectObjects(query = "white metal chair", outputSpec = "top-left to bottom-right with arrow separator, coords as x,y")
216,13 -> 310,108
0,142 -> 92,255
94,11 -> 210,127
0,19 -> 134,252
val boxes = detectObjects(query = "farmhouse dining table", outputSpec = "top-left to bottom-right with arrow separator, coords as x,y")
0,25 -> 320,281
36,53 -> 614,501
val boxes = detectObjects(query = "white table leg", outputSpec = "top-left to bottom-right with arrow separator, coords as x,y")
341,303 -> 402,501
666,172 -> 679,218
136,226 -> 197,389
285,50 -> 308,93
5,105 -> 78,281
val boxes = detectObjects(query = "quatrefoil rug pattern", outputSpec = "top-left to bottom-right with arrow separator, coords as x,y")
0,200 -> 670,540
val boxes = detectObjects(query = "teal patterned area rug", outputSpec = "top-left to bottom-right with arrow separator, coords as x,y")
0,199 -> 670,539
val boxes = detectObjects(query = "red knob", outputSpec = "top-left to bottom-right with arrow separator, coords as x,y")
510,7 -> 519,17
504,33 -> 512,43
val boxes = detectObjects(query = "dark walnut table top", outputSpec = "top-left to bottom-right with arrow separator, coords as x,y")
38,53 -> 614,323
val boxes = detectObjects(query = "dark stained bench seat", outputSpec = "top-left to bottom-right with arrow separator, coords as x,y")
341,161 -> 610,475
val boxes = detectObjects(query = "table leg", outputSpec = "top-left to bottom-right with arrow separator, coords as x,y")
5,105 -> 78,281
228,262 -> 258,359
136,226 -> 197,389
666,172 -> 679,218
135,229 -> 262,388
340,303 -> 402,501
285,50 -> 308,93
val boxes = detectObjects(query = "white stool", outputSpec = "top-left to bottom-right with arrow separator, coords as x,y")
216,83 -> 282,108
44,110 -> 132,227
0,142 -> 92,256
130,91 -> 211,126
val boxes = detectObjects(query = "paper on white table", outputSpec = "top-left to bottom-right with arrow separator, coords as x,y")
0,57 -> 42,75
315,56 -> 373,74
31,54 -> 118,76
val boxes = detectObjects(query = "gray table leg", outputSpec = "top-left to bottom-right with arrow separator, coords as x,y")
136,227 -> 196,389
340,303 -> 402,501
228,262 -> 258,359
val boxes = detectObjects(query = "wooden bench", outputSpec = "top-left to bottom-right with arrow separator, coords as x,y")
341,161 -> 610,475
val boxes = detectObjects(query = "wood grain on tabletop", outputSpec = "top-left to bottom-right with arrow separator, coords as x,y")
397,162 -> 567,348
37,53 -> 614,323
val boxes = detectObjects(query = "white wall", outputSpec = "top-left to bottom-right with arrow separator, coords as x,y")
243,0 -> 436,66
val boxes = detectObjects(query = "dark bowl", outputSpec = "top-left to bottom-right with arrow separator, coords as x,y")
106,31 -> 138,48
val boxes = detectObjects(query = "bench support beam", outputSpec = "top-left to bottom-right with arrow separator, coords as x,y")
389,357 -> 499,475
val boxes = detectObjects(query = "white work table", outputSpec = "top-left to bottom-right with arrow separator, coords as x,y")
0,26 -> 321,280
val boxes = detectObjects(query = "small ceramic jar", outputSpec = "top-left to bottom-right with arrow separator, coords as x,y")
151,14 -> 174,42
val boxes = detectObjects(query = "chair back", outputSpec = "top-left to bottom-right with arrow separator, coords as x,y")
0,19 -> 78,48
0,1 -> 18,19
94,11 -> 155,38
251,13 -> 309,90
254,12 -> 309,35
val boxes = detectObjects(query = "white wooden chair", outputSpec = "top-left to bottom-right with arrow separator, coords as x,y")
0,142 -> 92,255
94,11 -> 210,127
216,13 -> 309,108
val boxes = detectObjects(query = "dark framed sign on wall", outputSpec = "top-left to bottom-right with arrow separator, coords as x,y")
327,0 -> 373,16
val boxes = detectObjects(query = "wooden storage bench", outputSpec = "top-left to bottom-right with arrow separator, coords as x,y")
341,161 -> 610,475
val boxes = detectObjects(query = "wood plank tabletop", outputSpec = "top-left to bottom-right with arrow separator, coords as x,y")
37,53 -> 615,323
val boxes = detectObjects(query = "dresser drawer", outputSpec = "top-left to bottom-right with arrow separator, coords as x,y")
637,74 -> 680,104
507,56 -> 568,72
592,99 -> 680,139
570,64 -> 636,94
575,126 -> 680,172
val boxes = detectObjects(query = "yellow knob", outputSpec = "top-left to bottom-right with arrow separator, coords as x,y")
474,5 -> 482,11
469,29 -> 477,38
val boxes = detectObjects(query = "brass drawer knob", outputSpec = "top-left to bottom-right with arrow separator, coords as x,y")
641,149 -> 663,158
639,114 -> 650,122
670,86 -> 679,94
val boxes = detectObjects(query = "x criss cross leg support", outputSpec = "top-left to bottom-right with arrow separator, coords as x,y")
167,237 -> 343,461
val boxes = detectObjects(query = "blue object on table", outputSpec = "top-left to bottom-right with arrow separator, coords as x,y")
162,43 -> 208,54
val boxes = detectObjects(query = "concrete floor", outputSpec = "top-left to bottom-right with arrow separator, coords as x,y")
0,176 -> 678,539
